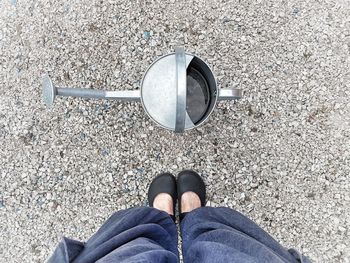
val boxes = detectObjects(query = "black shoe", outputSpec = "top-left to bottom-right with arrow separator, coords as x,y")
148,172 -> 177,221
177,170 -> 206,221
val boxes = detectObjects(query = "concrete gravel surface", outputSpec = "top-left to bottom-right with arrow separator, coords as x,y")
1,0 -> 350,262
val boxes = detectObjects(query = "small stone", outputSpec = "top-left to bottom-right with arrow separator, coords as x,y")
143,31 -> 151,40
292,7 -> 300,16
223,16 -> 231,23
247,204 -> 254,212
80,132 -> 86,140
338,226 -> 346,232
334,103 -> 341,110
101,148 -> 109,156
240,192 -> 246,200
108,174 -> 113,182
333,217 -> 340,226
250,182 -> 259,189
36,196 -> 45,206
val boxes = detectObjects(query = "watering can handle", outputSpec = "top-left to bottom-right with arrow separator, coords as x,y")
174,47 -> 187,133
218,88 -> 243,101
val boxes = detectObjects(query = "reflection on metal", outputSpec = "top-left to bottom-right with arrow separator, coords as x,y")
42,47 -> 242,133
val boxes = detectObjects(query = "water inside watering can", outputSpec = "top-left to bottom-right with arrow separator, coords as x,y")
186,67 -> 211,124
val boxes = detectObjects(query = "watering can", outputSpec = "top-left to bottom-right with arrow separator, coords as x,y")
43,47 -> 242,133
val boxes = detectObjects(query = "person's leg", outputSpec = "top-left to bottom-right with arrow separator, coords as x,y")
181,207 -> 311,263
72,207 -> 178,263
48,173 -> 179,263
177,170 -> 310,263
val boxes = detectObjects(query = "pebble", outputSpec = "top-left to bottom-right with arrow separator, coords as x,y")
143,31 -> 151,40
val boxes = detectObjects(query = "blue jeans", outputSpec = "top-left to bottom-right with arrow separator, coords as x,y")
48,207 -> 311,263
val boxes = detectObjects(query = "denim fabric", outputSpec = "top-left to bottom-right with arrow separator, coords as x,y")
48,206 -> 311,263
181,207 -> 311,263
48,207 -> 178,263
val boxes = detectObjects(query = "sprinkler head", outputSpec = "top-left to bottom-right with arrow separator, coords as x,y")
42,74 -> 56,107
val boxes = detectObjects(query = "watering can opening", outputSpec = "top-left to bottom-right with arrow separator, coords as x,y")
186,56 -> 216,126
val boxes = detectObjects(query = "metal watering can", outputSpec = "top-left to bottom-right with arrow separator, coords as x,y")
43,47 -> 242,133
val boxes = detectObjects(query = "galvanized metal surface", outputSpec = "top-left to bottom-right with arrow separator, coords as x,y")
57,87 -> 106,99
42,74 -> 141,107
140,52 -> 194,131
218,88 -> 243,100
105,90 -> 141,101
58,88 -> 141,101
42,74 -> 56,107
174,47 -> 187,133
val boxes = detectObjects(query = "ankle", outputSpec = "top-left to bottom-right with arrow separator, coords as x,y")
181,191 -> 201,213
153,193 -> 174,215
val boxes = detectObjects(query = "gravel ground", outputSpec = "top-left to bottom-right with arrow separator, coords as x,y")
1,0 -> 350,262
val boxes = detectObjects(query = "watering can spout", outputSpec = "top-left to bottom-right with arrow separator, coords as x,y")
104,90 -> 141,101
42,73 -> 141,107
